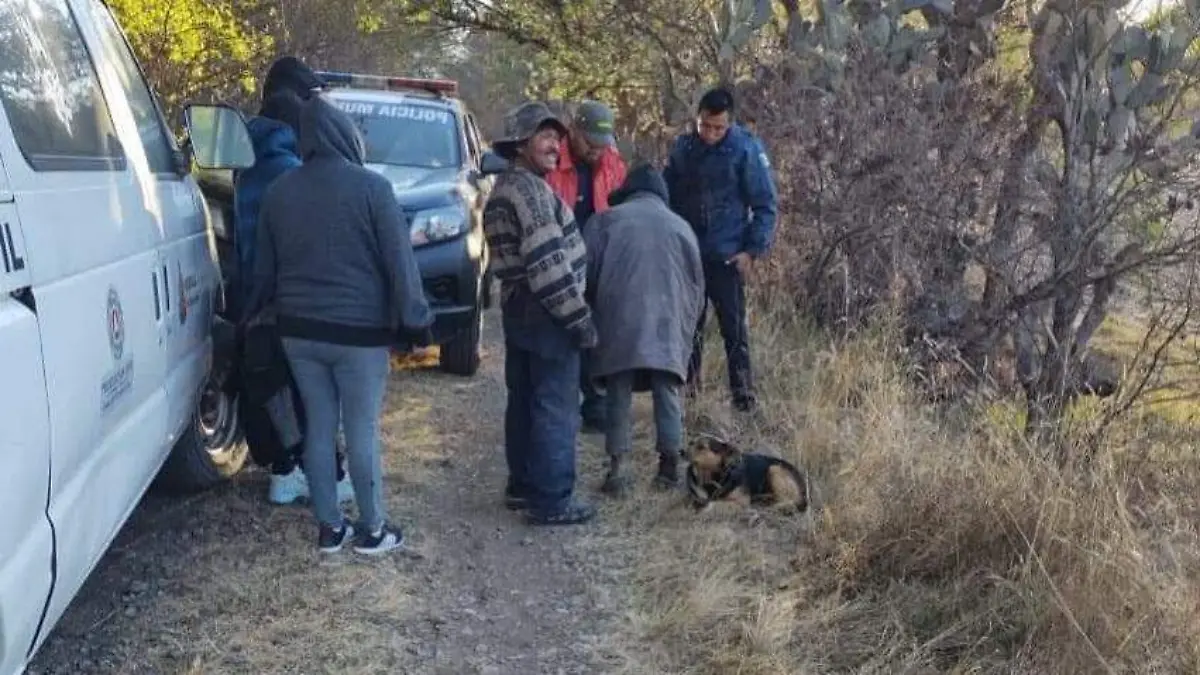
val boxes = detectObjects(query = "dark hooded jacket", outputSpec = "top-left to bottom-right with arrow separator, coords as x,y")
233,92 -> 304,317
583,165 -> 704,386
247,96 -> 433,346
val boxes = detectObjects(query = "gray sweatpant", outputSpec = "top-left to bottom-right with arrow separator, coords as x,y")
604,369 -> 684,458
281,337 -> 390,531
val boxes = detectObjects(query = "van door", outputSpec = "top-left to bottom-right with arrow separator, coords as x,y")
0,142 -> 55,675
0,0 -> 171,640
81,0 -> 217,450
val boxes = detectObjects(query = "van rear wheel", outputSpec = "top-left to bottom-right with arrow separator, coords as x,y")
157,377 -> 247,494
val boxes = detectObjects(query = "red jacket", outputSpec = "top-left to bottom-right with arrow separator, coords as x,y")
547,143 -> 627,217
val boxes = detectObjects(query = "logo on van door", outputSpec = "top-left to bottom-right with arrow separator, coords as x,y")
107,287 -> 125,362
101,286 -> 134,413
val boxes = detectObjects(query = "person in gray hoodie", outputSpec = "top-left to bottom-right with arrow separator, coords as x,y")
247,95 -> 433,555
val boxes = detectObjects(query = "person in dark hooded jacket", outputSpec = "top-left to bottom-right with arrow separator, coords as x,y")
583,164 -> 704,495
247,95 -> 432,555
234,56 -> 327,319
233,59 -> 354,508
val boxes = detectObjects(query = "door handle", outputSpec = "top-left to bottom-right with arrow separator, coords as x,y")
152,270 -> 161,321
0,190 -> 13,204
162,263 -> 170,313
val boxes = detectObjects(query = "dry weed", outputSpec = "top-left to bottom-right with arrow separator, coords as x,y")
621,307 -> 1200,674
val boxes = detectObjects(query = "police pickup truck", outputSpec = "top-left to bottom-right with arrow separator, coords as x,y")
319,71 -> 506,375
0,0 -> 258,672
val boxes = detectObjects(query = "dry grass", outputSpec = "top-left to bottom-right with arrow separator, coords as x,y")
618,305 -> 1200,674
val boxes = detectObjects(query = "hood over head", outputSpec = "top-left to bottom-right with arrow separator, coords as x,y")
299,96 -> 366,165
608,163 -> 668,207
263,56 -> 326,101
258,89 -> 304,135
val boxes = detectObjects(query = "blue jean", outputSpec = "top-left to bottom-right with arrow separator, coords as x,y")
281,337 -> 390,531
604,369 -> 684,458
501,288 -> 582,516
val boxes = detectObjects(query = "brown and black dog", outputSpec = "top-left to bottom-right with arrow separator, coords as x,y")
685,435 -> 810,515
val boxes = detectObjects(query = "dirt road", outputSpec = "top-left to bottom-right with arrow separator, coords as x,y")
26,310 -> 652,675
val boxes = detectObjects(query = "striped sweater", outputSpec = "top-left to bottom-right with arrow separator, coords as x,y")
483,165 -> 593,340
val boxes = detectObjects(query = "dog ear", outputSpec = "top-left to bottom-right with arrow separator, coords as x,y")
709,438 -> 739,457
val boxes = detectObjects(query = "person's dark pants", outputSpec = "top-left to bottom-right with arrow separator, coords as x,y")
686,259 -> 757,411
579,351 -> 606,428
501,290 -> 582,517
239,380 -> 346,480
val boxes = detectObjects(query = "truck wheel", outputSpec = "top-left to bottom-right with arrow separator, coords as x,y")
439,306 -> 483,376
156,376 -> 247,494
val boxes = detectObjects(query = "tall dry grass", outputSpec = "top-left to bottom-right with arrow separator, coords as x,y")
621,303 -> 1200,674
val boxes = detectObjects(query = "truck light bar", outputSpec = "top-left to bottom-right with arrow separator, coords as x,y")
316,71 -> 459,97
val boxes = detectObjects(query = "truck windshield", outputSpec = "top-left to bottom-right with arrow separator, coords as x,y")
330,97 -> 461,169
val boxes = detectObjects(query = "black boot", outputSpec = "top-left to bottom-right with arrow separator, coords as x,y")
654,451 -> 682,490
600,455 -> 632,497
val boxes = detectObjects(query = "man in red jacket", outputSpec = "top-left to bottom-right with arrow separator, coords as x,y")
547,100 -> 628,433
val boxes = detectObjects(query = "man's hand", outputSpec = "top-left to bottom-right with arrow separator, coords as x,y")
575,319 -> 599,350
728,252 -> 753,278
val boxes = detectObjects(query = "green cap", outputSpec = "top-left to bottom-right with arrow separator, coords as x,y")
574,100 -> 616,147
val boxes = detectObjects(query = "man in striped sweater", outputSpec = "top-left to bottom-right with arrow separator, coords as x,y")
484,101 -> 598,526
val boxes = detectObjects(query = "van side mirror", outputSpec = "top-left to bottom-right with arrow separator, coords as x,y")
182,103 -> 255,170
479,151 -> 508,176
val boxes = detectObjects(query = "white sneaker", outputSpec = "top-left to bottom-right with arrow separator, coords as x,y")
336,474 -> 356,505
268,466 -> 310,505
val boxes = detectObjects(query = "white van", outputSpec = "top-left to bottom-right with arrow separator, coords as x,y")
0,1 -> 257,673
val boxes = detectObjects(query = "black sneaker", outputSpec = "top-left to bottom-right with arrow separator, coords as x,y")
318,522 -> 355,554
354,523 -> 406,555
526,501 -> 597,526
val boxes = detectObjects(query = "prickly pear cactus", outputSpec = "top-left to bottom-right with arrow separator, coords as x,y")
779,0 -> 1001,90
716,0 -> 774,64
1033,0 -> 1200,159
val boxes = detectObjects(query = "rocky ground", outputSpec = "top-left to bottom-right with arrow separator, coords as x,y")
26,309 -> 669,675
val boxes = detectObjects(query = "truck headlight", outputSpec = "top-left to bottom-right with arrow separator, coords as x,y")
410,203 -> 469,247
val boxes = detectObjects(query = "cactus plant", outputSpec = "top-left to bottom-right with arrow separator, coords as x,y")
1032,0 -> 1198,156
776,0 -> 994,90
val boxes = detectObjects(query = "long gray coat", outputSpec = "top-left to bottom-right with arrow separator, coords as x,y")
584,167 -> 704,388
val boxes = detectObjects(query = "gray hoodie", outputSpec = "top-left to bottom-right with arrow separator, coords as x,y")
248,95 -> 432,346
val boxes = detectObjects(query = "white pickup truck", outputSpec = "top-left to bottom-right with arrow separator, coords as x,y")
0,1 -> 257,672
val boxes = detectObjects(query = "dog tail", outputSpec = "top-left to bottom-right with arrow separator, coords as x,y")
781,461 -> 810,513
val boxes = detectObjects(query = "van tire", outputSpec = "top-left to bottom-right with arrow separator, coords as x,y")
439,306 -> 483,376
157,383 -> 247,494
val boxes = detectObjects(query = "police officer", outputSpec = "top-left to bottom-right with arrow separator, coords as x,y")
663,86 -> 778,413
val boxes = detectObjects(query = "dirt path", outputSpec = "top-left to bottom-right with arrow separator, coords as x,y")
26,309 -> 651,675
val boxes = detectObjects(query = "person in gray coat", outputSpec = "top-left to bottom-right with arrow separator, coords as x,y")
247,95 -> 433,554
583,164 -> 705,495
